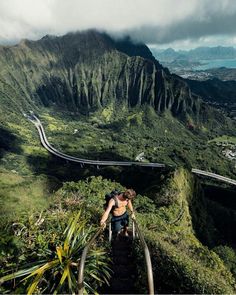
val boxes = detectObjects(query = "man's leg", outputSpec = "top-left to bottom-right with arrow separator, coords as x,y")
121,213 -> 129,236
111,218 -> 122,240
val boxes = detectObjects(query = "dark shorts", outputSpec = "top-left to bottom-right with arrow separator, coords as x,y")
111,211 -> 129,232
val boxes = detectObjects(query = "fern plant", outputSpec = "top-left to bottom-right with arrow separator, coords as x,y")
0,211 -> 111,294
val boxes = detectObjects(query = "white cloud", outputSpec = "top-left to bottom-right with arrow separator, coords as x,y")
0,0 -> 236,47
0,0 -> 54,42
48,0 -> 199,30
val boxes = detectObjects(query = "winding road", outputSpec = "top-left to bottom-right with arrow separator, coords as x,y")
29,115 -> 165,168
29,114 -> 236,186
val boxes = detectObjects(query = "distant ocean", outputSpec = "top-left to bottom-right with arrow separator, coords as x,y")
194,59 -> 236,70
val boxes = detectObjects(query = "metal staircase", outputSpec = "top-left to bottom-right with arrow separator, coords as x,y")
78,218 -> 154,295
108,234 -> 136,294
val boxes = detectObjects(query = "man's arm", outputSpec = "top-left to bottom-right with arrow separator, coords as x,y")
128,200 -> 135,219
100,199 -> 115,226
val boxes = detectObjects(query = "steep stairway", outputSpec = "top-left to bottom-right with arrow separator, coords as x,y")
108,234 -> 137,294
78,221 -> 154,295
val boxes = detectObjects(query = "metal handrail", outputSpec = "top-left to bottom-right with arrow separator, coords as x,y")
77,225 -> 105,295
132,218 -> 155,295
77,219 -> 154,295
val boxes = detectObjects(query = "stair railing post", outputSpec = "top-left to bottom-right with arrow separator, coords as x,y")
78,226 -> 105,295
132,219 -> 136,238
109,221 -> 112,242
132,218 -> 155,295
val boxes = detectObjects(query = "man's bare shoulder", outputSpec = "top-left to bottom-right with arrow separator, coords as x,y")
108,198 -> 115,206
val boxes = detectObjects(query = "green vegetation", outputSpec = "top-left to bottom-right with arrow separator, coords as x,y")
0,182 -> 112,294
0,169 -> 58,226
209,135 -> 236,144
0,211 -> 110,294
37,106 -> 236,178
213,245 -> 236,278
1,160 -> 236,294
0,98 -> 235,294
132,168 -> 236,293
0,29 -> 235,180
0,30 -> 236,294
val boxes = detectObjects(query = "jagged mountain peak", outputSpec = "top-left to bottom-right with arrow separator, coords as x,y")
13,30 -> 158,66
0,29 -> 230,130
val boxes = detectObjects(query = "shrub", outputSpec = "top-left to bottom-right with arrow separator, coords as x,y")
0,211 -> 111,294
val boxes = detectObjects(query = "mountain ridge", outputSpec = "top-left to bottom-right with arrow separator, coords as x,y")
0,30 -> 224,128
152,46 -> 236,62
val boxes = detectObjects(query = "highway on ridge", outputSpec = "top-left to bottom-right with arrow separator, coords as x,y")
28,114 -> 236,186
29,115 -> 166,168
191,168 -> 236,186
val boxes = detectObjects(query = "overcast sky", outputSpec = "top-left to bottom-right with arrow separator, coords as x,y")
1,0 -> 236,49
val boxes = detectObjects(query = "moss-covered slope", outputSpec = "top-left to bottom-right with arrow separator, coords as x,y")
134,168 -> 236,293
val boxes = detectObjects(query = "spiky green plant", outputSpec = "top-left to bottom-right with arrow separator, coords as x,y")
0,211 -> 111,294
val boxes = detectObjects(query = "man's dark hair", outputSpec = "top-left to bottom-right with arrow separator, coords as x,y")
123,189 -> 136,200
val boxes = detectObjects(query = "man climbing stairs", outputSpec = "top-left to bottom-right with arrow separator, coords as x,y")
78,220 -> 154,295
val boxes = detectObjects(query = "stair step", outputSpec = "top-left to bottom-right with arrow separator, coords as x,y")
107,234 -> 136,294
112,250 -> 132,257
112,236 -> 133,244
113,264 -> 135,272
113,267 -> 134,274
113,256 -> 132,265
110,277 -> 134,293
112,239 -> 132,245
112,271 -> 135,279
112,243 -> 132,250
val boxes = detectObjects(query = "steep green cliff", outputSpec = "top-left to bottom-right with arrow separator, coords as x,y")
134,168 -> 236,293
0,30 -> 230,128
2,169 -> 235,294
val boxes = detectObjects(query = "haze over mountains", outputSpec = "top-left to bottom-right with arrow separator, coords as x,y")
149,45 -> 236,119
152,46 -> 236,62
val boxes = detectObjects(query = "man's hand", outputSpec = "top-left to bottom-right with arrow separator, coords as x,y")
131,212 -> 135,219
100,220 -> 106,228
